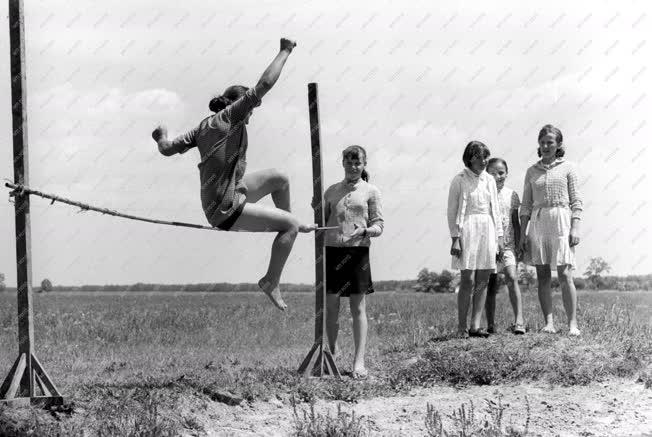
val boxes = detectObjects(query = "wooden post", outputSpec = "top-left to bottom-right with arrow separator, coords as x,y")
1,0 -> 63,407
297,83 -> 340,378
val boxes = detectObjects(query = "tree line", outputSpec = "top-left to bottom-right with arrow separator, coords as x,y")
0,277 -> 417,293
414,257 -> 652,293
0,258 -> 649,293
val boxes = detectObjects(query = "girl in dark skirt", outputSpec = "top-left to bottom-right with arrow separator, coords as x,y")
320,145 -> 384,378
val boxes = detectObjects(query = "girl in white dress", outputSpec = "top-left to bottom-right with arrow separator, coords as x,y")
519,125 -> 582,336
447,141 -> 504,338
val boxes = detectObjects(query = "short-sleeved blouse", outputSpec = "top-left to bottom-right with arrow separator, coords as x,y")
170,88 -> 262,223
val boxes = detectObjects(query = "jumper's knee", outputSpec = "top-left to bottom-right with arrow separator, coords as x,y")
270,169 -> 290,190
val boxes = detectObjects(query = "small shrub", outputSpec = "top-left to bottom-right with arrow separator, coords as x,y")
573,277 -> 586,290
95,392 -> 178,437
425,397 -> 530,437
291,397 -> 369,437
637,371 -> 652,389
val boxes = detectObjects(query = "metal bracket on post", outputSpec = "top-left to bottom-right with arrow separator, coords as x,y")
297,83 -> 341,379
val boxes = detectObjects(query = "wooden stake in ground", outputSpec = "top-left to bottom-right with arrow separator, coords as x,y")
0,0 -> 63,408
297,83 -> 341,378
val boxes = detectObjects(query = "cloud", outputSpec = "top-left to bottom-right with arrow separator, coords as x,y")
35,83 -> 183,119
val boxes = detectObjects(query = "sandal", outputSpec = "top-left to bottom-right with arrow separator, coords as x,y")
352,369 -> 368,380
468,328 -> 490,338
513,323 -> 526,335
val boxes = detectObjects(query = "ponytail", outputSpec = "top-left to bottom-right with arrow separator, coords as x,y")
208,85 -> 249,113
361,169 -> 369,182
208,96 -> 232,113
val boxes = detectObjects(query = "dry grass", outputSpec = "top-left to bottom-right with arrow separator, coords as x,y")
0,290 -> 650,435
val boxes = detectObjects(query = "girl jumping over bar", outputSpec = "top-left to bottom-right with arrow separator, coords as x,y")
152,38 -> 316,311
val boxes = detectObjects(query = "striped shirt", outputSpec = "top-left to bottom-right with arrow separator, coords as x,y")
520,159 -> 582,220
323,179 -> 384,247
170,88 -> 262,225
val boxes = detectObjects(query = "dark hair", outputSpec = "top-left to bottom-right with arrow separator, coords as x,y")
537,124 -> 565,158
487,157 -> 508,173
462,141 -> 491,168
209,85 -> 249,113
342,145 -> 369,182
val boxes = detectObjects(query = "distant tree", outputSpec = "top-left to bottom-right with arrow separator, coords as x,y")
518,264 -> 537,292
40,278 -> 53,293
435,269 -> 456,293
573,277 -> 586,290
415,268 -> 438,293
584,257 -> 611,289
0,273 -> 5,292
415,269 -> 457,293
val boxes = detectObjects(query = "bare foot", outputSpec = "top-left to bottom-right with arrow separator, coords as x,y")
568,324 -> 581,336
352,367 -> 368,379
541,324 -> 557,334
258,278 -> 287,311
299,223 -> 318,233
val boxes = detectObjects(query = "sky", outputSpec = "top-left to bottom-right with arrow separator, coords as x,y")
0,0 -> 650,287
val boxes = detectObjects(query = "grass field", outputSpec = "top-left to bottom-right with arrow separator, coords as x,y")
0,289 -> 651,435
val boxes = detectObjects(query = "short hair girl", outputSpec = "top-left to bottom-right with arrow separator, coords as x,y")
447,141 -> 504,338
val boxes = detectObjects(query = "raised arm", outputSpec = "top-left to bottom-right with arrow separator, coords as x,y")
253,38 -> 296,99
223,38 -> 297,124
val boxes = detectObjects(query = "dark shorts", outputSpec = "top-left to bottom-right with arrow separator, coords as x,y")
325,246 -> 374,297
215,200 -> 246,231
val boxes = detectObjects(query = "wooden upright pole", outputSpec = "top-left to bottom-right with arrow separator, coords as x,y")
1,0 -> 63,407
297,83 -> 340,378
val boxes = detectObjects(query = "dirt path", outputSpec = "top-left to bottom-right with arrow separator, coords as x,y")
182,379 -> 652,436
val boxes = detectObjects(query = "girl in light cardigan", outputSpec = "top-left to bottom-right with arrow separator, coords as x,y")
320,145 -> 383,378
519,125 -> 582,336
447,141 -> 504,338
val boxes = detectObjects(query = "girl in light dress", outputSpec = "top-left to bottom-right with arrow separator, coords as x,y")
447,141 -> 504,338
519,125 -> 582,336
